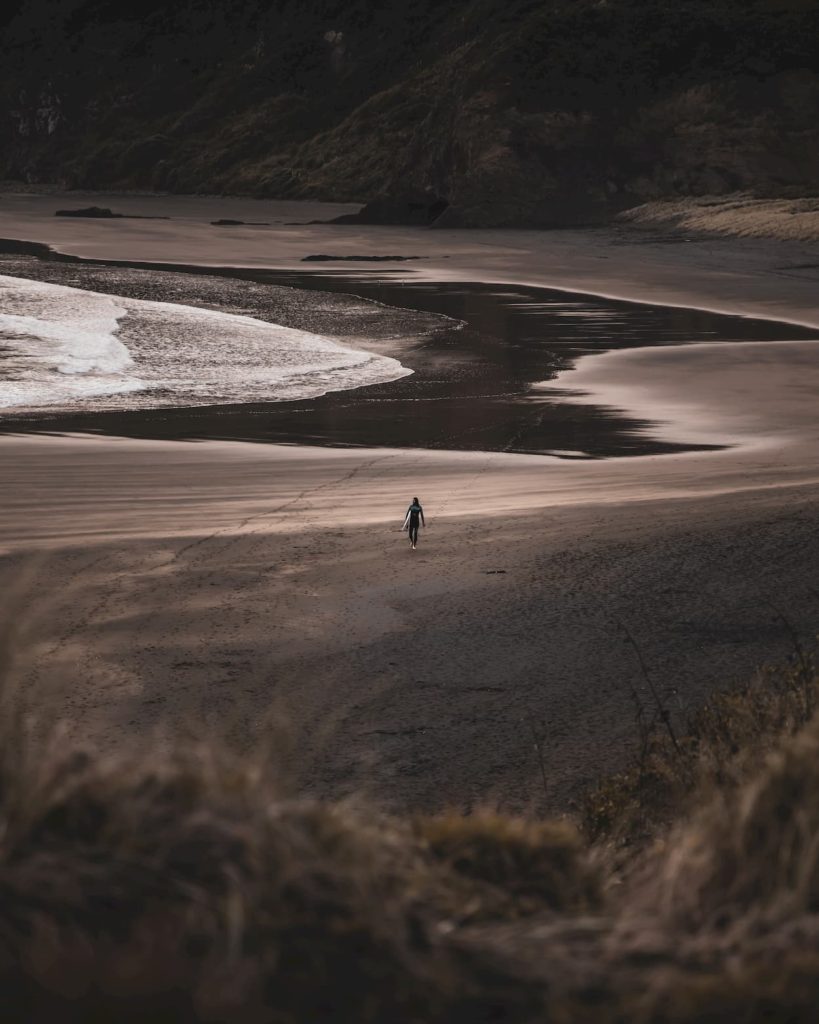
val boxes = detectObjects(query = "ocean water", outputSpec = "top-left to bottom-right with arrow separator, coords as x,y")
4,264 -> 819,456
0,274 -> 412,413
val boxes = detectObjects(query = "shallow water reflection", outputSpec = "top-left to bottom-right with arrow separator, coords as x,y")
4,265 -> 818,458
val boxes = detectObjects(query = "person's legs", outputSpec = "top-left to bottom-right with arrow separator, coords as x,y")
409,523 -> 418,547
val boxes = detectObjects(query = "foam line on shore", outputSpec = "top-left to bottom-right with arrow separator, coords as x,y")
0,271 -> 413,413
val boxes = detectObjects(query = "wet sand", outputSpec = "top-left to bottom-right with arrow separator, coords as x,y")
5,254 -> 816,457
2,193 -> 819,809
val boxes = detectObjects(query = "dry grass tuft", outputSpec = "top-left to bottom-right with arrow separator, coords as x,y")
647,956 -> 819,1024
0,736 -> 460,1022
416,811 -> 599,920
654,715 -> 819,931
2,593 -> 819,1020
581,653 -> 818,847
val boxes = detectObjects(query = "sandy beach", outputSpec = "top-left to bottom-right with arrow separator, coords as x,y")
2,193 -> 819,810
4,427 -> 819,811
3,190 -> 819,328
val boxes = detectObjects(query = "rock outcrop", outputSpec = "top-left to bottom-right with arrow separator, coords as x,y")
55,206 -> 121,218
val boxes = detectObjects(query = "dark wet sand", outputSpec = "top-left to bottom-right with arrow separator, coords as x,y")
1,250 -> 816,458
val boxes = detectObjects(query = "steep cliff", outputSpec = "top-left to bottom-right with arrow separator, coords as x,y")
2,0 -> 818,226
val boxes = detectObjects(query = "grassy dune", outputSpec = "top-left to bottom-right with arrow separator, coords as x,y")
621,194 -> 819,242
2,607 -> 819,1021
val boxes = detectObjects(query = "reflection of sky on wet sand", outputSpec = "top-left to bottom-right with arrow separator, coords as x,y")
246,271 -> 818,457
541,340 -> 819,451
2,257 -> 817,458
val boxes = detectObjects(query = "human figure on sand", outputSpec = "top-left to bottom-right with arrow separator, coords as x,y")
402,497 -> 425,550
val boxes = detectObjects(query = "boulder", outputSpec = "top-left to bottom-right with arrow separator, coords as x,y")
55,206 -> 122,218
330,195 -> 449,227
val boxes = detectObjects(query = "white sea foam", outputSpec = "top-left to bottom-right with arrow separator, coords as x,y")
0,275 -> 412,412
0,276 -> 143,407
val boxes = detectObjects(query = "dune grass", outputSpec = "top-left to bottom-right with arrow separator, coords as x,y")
581,645 -> 818,848
2,603 -> 819,1020
621,194 -> 819,242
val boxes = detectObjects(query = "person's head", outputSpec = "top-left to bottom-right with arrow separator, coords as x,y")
413,496 -> 419,505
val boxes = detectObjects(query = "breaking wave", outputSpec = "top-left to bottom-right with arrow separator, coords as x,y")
0,275 -> 412,413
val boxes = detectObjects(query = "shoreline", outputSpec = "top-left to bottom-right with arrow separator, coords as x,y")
4,228 -> 819,333
1,190 -> 819,329
2,194 -> 819,809
1,239 -> 817,459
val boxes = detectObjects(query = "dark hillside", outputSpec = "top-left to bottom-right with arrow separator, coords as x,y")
2,0 -> 818,225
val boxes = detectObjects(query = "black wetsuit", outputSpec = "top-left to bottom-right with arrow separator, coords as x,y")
406,503 -> 423,545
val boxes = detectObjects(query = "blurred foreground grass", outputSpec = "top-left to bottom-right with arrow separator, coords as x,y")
1,605 -> 818,1022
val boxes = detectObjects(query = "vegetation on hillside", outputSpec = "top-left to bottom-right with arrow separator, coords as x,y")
2,0 -> 819,225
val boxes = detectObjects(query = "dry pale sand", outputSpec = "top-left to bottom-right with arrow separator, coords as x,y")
2,194 -> 819,810
3,190 -> 819,328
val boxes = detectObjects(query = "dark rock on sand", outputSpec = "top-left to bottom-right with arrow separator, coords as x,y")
55,207 -> 170,220
302,254 -> 424,262
211,218 -> 270,226
331,196 -> 449,228
0,237 -> 60,258
55,206 -> 122,218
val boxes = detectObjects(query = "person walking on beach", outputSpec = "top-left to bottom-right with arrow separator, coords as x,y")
402,497 -> 425,550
